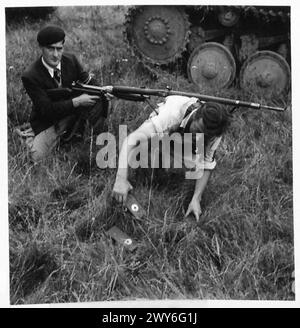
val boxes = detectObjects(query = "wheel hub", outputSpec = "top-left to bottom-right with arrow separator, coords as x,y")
187,42 -> 236,90
218,7 -> 240,27
144,16 -> 170,45
256,71 -> 274,87
240,50 -> 290,98
202,63 -> 218,79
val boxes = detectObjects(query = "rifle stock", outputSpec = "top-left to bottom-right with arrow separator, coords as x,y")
71,82 -> 287,112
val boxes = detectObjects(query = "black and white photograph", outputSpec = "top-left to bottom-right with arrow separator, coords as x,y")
2,1 -> 297,307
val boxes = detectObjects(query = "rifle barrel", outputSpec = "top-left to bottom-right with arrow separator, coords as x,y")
111,86 -> 286,111
74,83 -> 286,112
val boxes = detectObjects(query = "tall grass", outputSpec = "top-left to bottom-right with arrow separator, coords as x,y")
7,6 -> 294,304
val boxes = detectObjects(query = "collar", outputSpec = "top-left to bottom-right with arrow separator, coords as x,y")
180,100 -> 208,130
180,108 -> 197,129
41,57 -> 61,78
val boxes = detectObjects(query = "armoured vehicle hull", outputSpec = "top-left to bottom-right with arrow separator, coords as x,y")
124,5 -> 290,98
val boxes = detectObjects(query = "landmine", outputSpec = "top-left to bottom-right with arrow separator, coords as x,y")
105,226 -> 138,252
124,193 -> 147,221
105,194 -> 146,251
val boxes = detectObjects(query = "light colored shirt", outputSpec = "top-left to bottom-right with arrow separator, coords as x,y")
148,95 -> 222,171
41,57 -> 61,78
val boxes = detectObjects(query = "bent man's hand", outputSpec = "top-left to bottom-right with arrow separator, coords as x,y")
185,197 -> 202,222
73,94 -> 100,108
105,93 -> 114,101
112,177 -> 133,204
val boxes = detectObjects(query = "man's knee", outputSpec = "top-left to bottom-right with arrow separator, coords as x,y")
30,140 -> 52,162
30,127 -> 58,162
31,148 -> 46,162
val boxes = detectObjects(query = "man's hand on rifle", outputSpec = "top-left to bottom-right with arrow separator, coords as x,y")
104,93 -> 115,113
112,176 -> 133,204
185,196 -> 202,222
104,93 -> 114,101
72,94 -> 100,108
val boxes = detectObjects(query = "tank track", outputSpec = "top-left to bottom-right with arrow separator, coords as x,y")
241,6 -> 290,23
123,7 -> 159,78
123,5 -> 290,94
192,5 -> 290,23
124,5 -> 290,68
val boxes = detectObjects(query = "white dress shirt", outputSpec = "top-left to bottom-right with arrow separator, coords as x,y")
148,96 -> 222,172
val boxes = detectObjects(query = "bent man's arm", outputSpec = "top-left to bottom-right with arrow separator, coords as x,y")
193,170 -> 212,200
112,120 -> 156,204
185,170 -> 212,221
185,136 -> 221,220
22,76 -> 75,123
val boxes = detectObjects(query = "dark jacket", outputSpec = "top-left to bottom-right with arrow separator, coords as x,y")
22,52 -> 90,135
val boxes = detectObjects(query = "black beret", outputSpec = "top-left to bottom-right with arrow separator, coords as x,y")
37,25 -> 65,46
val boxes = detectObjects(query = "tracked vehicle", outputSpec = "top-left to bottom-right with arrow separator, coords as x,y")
124,5 -> 291,98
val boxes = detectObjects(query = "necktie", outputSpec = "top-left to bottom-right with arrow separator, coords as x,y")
53,69 -> 61,87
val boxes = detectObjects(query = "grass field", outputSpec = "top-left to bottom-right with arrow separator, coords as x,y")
6,6 -> 294,304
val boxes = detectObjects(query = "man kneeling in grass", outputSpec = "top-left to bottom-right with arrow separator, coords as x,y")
22,25 -> 108,162
112,96 -> 230,221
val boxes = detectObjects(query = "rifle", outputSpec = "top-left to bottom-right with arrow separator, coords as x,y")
46,81 -> 287,112
71,82 -> 287,112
